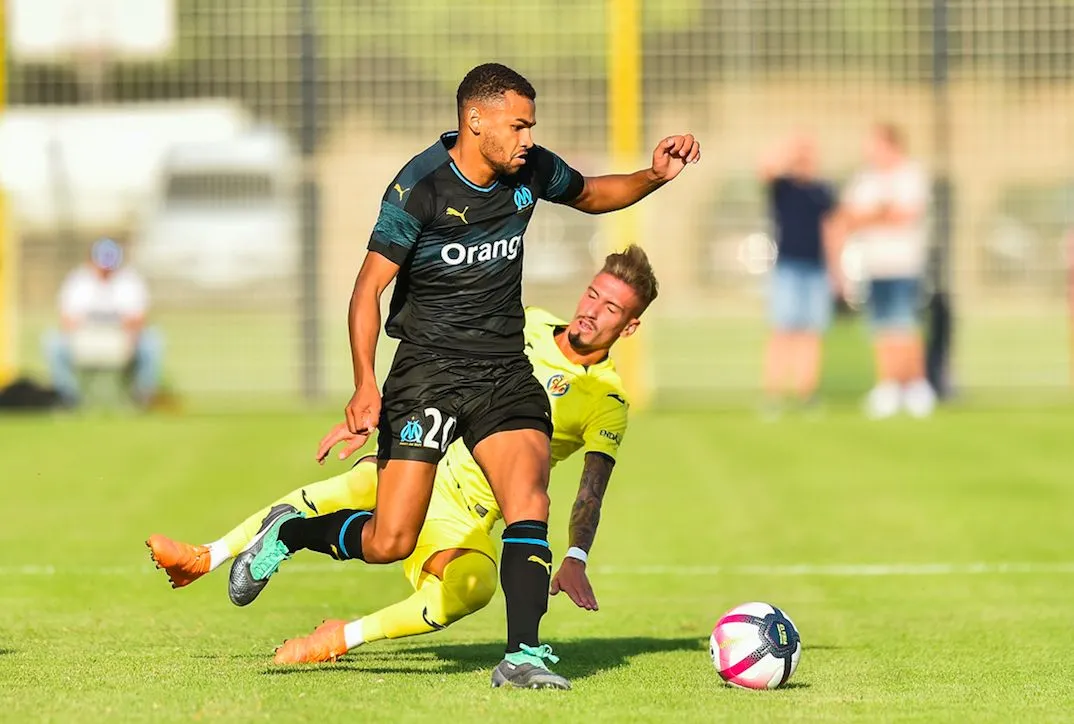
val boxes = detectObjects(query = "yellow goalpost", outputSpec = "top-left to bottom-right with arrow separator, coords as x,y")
0,4 -> 14,388
607,0 -> 652,410
0,191 -> 13,389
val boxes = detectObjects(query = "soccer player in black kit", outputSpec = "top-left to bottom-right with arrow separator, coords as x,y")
232,63 -> 700,688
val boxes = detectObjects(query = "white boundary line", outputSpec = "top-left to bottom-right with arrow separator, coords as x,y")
596,563 -> 1074,576
4,562 -> 1074,577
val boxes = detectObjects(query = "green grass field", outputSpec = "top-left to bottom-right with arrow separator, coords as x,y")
3,407 -> 1074,722
16,306 -> 1074,407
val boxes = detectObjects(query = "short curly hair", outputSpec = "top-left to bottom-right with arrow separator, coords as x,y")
456,63 -> 536,115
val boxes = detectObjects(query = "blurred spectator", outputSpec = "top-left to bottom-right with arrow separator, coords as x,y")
758,133 -> 837,413
836,124 -> 935,418
43,238 -> 164,408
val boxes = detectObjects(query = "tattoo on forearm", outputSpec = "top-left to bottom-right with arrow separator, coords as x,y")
570,452 -> 615,553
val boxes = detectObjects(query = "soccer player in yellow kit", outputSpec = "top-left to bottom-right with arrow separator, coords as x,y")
147,246 -> 658,665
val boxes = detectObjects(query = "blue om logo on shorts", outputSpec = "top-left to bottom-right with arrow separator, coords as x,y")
400,416 -> 424,446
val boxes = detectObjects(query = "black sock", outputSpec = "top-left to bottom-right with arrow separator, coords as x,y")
500,520 -> 551,654
278,509 -> 371,561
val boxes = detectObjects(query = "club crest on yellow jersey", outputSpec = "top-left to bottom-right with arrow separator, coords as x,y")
545,373 -> 570,397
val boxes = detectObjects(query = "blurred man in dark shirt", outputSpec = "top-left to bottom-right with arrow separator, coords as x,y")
758,134 -> 837,413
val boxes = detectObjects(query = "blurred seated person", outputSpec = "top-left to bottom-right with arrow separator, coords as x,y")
43,238 -> 163,408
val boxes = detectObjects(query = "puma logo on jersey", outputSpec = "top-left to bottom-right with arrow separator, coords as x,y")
393,183 -> 411,200
528,555 -> 552,575
446,206 -> 469,224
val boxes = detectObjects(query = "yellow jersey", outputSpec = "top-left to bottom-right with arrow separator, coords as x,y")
437,307 -> 630,532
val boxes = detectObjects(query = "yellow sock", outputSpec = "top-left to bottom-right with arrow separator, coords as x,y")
217,460 -> 379,560
351,552 -> 497,646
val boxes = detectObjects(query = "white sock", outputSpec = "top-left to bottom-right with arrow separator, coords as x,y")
343,619 -> 365,650
206,541 -> 232,572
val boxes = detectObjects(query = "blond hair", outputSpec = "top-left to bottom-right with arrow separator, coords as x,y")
600,244 -> 659,315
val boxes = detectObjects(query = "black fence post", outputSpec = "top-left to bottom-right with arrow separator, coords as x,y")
927,0 -> 955,399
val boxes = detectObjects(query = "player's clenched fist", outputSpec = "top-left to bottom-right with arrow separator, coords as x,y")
650,134 -> 701,183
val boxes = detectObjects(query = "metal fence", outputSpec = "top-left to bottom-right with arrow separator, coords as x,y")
4,0 -> 1073,405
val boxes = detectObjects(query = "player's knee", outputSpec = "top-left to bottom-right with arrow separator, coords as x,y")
438,552 -> 497,622
366,527 -> 420,563
508,488 -> 550,522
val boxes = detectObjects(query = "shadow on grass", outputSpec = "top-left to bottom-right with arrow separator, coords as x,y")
262,636 -> 705,680
0,649 -> 14,656
720,680 -> 812,691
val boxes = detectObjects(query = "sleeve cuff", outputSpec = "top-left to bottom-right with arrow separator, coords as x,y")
582,447 -> 618,462
367,237 -> 411,265
559,169 -> 585,203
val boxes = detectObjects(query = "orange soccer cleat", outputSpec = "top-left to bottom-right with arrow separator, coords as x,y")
145,534 -> 211,588
274,619 -> 349,664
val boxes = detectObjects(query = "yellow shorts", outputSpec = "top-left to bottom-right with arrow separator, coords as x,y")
344,459 -> 497,589
399,465 -> 498,590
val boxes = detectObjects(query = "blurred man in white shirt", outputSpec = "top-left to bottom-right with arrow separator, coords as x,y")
43,238 -> 163,407
835,124 -> 936,419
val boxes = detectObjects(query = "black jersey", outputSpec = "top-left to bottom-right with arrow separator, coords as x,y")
367,131 -> 584,357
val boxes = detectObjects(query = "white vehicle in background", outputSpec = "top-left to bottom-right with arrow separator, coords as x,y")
134,127 -> 300,289
0,100 -> 251,238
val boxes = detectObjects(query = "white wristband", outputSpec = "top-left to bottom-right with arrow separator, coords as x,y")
565,546 -> 589,564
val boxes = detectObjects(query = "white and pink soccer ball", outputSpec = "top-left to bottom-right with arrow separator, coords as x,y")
710,602 -> 802,689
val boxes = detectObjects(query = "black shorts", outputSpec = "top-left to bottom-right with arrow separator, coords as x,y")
377,343 -> 552,464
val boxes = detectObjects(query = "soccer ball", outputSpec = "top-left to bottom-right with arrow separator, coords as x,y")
710,602 -> 801,689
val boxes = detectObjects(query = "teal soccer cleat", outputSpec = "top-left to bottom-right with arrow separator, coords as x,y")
227,504 -> 303,606
491,644 -> 571,690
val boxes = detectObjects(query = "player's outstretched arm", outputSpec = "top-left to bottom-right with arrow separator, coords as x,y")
342,252 -> 399,439
550,452 -> 616,611
568,134 -> 700,215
